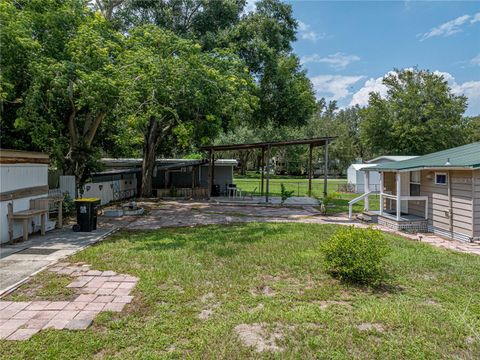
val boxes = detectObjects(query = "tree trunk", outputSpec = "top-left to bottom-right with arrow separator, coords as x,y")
239,151 -> 250,175
141,118 -> 159,197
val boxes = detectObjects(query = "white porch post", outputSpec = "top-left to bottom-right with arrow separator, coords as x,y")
364,171 -> 370,211
379,171 -> 384,216
396,172 -> 401,221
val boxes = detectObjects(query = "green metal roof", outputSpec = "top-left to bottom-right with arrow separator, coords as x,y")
373,142 -> 480,171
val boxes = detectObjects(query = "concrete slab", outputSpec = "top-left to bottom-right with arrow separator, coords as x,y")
0,228 -> 115,295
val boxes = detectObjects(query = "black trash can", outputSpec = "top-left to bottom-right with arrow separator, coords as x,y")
73,198 -> 100,232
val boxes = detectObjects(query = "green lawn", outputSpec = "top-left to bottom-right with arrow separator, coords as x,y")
234,177 -> 379,214
1,223 -> 479,359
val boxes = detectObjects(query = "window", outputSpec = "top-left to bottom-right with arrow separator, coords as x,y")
410,171 -> 421,196
435,172 -> 447,185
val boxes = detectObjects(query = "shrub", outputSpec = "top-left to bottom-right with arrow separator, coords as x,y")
321,226 -> 389,284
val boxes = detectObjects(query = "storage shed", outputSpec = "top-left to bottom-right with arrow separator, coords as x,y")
0,150 -> 50,244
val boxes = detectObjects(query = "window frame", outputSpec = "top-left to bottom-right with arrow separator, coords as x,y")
435,172 -> 448,185
410,171 -> 421,196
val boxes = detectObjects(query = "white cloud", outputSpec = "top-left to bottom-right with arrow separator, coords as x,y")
349,76 -> 389,107
419,14 -> 471,41
471,54 -> 480,66
434,71 -> 480,115
301,52 -> 360,70
349,70 -> 480,116
471,12 -> 480,24
297,21 -> 326,42
311,75 -> 364,101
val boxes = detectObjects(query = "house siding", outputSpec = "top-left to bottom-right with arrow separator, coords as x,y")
410,170 -> 474,238
474,169 -> 480,238
384,169 -> 477,240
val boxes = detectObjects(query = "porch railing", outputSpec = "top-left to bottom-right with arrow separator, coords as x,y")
381,194 -> 429,220
348,191 -> 372,219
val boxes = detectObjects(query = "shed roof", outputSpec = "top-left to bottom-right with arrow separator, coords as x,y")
0,149 -> 50,165
365,155 -> 418,163
372,143 -> 480,171
349,163 -> 378,171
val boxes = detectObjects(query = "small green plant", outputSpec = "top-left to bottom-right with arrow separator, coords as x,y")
320,192 -> 339,215
169,186 -> 178,197
280,183 -> 294,204
321,226 -> 389,285
63,192 -> 75,216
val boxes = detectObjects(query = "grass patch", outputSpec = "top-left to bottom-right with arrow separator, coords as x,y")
2,272 -> 76,302
1,223 -> 479,359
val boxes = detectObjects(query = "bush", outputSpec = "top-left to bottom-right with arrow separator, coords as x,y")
63,193 -> 76,216
321,226 -> 389,284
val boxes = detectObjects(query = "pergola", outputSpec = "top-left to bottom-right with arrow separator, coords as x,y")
200,137 -> 336,201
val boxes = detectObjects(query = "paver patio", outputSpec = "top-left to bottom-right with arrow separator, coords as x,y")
0,262 -> 138,340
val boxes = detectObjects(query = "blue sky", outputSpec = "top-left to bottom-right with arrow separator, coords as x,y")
249,1 -> 480,116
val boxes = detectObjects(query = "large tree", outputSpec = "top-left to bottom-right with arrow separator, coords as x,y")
117,25 -> 257,196
360,68 -> 469,156
1,0 -> 122,186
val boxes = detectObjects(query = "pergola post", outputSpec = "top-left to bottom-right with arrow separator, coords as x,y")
211,152 -> 215,196
191,166 -> 195,191
396,171 -> 401,221
261,147 -> 265,196
207,149 -> 213,199
265,146 -> 271,203
323,140 -> 329,197
379,171 -> 384,216
308,144 -> 313,197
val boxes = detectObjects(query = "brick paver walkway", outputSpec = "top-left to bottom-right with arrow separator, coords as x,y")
0,263 -> 138,340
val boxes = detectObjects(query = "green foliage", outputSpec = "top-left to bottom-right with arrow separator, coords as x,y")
321,226 -> 390,284
63,192 -> 76,216
280,183 -> 294,203
360,68 -> 469,156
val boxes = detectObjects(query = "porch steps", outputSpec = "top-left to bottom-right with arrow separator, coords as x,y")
356,211 -> 379,223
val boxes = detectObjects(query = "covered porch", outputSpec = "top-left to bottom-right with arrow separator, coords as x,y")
349,169 -> 429,232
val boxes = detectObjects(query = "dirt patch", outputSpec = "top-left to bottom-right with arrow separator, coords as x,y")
423,299 -> 440,306
197,293 -> 220,320
315,300 -> 352,310
198,309 -> 214,320
248,303 -> 265,313
466,336 -> 477,344
234,323 -> 292,353
250,285 -> 275,297
200,292 -> 214,303
356,323 -> 385,332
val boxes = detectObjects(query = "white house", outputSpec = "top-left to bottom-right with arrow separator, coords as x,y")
347,156 -> 417,193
